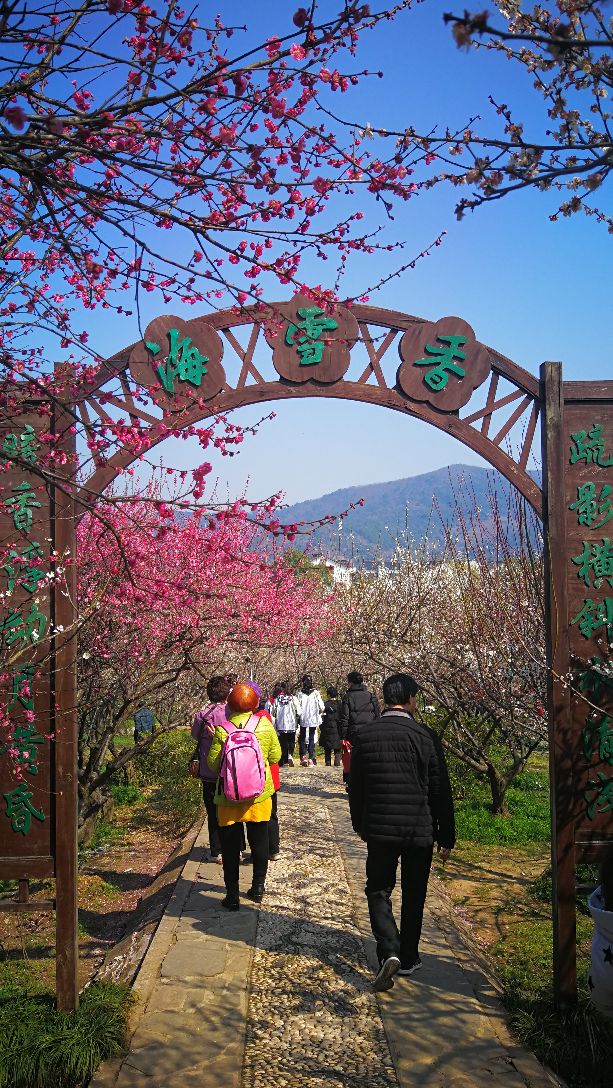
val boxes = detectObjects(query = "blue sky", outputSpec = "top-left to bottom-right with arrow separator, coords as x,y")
91,1 -> 611,504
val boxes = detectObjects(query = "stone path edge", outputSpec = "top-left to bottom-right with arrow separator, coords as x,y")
327,800 -> 566,1088
89,816 -> 208,1088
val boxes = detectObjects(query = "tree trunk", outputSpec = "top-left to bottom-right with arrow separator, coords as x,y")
486,763 -> 509,816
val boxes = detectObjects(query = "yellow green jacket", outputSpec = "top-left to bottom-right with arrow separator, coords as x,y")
207,710 -> 281,806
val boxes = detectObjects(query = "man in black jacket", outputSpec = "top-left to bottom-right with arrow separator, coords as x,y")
339,670 -> 380,744
349,672 -> 455,993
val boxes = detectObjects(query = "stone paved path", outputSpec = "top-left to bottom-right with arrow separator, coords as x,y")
92,767 -> 564,1088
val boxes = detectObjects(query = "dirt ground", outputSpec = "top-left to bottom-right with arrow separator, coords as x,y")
0,808 -> 179,992
436,841 -> 550,951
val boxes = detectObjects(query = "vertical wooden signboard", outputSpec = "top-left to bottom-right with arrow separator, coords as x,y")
0,399 -> 78,1011
542,364 -> 613,1003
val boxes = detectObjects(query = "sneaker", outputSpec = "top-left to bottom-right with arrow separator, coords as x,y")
308,759 -> 316,766
373,955 -> 400,992
397,957 -> 422,977
300,756 -> 309,767
240,851 -> 252,864
288,755 -> 295,767
208,853 -> 222,864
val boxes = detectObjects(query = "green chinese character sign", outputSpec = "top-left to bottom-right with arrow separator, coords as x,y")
412,334 -> 466,392
284,307 -> 339,366
397,316 -> 491,411
146,327 -> 209,396
129,315 -> 225,408
266,292 -> 359,383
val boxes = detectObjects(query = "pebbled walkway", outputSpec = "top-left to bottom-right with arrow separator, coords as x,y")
91,767 -> 564,1088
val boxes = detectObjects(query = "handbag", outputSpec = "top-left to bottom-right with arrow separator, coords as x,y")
188,746 -> 200,778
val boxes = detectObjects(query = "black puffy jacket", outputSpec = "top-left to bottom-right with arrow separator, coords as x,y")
348,711 -> 455,849
339,684 -> 380,743
320,699 -> 342,750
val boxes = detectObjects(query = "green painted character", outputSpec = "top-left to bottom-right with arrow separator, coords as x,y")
4,722 -> 45,775
2,542 -> 45,594
0,602 -> 48,647
1,424 -> 39,465
285,307 -> 338,366
413,335 -> 467,392
3,782 -> 45,835
569,482 -> 613,531
577,657 -> 613,704
585,770 -> 613,820
4,482 -> 41,533
569,423 -> 613,467
8,664 -> 35,711
146,328 -> 209,395
571,597 -> 613,641
582,715 -> 613,764
572,538 -> 613,589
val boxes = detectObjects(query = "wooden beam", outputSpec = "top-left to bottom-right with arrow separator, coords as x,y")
541,360 -> 577,1005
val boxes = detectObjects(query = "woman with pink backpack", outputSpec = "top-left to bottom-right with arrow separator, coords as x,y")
207,680 -> 281,910
189,674 -> 234,863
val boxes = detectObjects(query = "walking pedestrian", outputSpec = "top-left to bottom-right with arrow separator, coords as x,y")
208,680 -> 281,910
339,670 -> 380,743
349,673 -> 455,992
296,674 -> 324,766
190,674 -> 233,863
320,685 -> 342,766
272,682 -> 300,766
339,670 -> 380,790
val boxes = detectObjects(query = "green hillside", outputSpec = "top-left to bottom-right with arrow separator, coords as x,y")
279,464 -> 540,561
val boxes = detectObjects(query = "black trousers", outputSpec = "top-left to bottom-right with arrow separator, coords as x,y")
218,820 -> 269,898
365,840 -> 433,966
278,732 -> 295,765
268,791 -> 280,855
324,746 -> 341,766
202,780 -> 221,858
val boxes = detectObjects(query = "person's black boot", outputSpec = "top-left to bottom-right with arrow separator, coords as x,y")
221,894 -> 240,911
245,883 -> 265,903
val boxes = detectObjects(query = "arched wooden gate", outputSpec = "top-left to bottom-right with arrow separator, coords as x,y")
2,294 -> 612,1009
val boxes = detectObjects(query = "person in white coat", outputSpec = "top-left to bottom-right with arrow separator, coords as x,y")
588,852 -> 613,1019
296,674 -> 325,766
272,681 -> 300,767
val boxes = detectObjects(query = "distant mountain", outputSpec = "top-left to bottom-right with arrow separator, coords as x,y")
279,464 -> 541,562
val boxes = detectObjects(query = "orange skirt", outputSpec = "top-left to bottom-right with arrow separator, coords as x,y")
217,797 -> 272,827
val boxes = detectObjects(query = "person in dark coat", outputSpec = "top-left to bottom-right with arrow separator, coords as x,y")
349,672 -> 455,993
320,686 -> 342,766
339,670 -> 380,744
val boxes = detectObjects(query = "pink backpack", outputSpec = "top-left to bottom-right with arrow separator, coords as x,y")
219,714 -> 266,802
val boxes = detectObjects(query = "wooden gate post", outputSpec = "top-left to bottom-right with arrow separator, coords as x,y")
541,361 -> 577,1004
53,399 -> 79,1012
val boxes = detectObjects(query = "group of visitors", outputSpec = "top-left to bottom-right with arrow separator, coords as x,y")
268,670 -> 380,768
189,666 -> 456,994
189,667 -> 613,1010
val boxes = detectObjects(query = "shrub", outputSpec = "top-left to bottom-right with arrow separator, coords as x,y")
0,982 -> 134,1088
133,729 -> 202,833
110,783 -> 143,805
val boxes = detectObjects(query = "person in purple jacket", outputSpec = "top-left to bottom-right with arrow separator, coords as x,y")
190,675 -> 233,862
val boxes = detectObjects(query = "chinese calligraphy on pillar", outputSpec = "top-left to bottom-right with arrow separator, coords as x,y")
0,412 -> 53,864
564,406 -> 613,834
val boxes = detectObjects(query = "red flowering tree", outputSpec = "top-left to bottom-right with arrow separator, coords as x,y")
75,496 -> 336,838
0,0 -> 438,389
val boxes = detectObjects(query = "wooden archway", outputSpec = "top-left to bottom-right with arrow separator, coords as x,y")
75,301 -> 543,514
72,295 -> 613,1006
